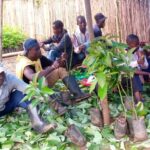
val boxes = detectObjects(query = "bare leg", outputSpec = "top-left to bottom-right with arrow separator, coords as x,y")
46,67 -> 69,87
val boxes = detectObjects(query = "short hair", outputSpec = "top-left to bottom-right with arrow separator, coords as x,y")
76,15 -> 86,24
126,34 -> 140,44
53,20 -> 64,29
23,38 -> 38,52
94,13 -> 106,22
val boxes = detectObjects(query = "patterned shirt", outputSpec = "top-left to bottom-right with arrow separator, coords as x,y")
72,27 -> 90,54
129,48 -> 148,70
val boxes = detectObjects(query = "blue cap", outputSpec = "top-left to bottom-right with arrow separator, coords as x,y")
23,38 -> 39,52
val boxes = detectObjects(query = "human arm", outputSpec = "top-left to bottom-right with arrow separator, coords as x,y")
8,73 -> 28,93
135,70 -> 150,76
23,63 -> 58,82
72,34 -> 89,54
23,58 -> 66,82
52,34 -> 72,53
40,37 -> 53,47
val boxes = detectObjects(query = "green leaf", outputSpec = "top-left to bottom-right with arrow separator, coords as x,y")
83,55 -> 96,67
76,102 -> 92,109
31,99 -> 39,107
38,77 -> 46,89
104,52 -> 112,67
89,78 -> 97,93
33,72 -> 39,84
2,141 -> 14,149
98,83 -> 107,100
136,102 -> 144,112
96,72 -> 106,88
41,87 -> 54,95
0,137 -> 7,143
88,144 -> 101,150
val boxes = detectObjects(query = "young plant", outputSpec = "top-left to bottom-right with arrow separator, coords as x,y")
22,75 -> 54,107
83,35 -> 134,108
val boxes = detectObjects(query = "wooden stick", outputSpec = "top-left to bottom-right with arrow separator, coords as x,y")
84,0 -> 94,41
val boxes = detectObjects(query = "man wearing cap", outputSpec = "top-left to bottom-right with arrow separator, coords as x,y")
93,13 -> 107,38
16,38 -> 90,104
0,64 -> 56,133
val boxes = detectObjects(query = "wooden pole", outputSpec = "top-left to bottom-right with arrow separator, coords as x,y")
0,0 -> 3,62
84,0 -> 94,41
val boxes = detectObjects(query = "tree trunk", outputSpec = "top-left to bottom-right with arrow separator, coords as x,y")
0,0 -> 3,61
84,0 -> 94,41
100,97 -> 110,125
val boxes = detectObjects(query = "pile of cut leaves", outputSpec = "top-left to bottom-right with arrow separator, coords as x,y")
0,90 -> 149,150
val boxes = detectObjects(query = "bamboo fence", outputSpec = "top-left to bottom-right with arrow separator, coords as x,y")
3,0 -> 150,42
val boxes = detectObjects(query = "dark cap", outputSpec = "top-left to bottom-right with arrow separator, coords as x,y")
94,13 -> 107,22
23,38 -> 39,52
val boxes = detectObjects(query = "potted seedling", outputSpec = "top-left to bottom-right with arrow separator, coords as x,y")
83,35 -> 130,128
126,101 -> 148,142
83,35 -> 148,141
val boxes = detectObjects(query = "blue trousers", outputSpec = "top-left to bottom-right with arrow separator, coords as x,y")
0,90 -> 30,117
72,52 -> 86,67
47,50 -> 61,62
132,75 -> 143,92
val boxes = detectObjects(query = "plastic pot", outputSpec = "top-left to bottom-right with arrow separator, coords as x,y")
65,124 -> 86,147
90,108 -> 103,127
124,96 -> 134,110
132,117 -> 148,142
114,116 -> 127,139
127,117 -> 134,138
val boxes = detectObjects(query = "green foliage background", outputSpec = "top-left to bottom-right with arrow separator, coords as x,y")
2,26 -> 26,49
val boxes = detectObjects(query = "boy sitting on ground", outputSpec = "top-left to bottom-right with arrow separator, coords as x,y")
126,34 -> 150,103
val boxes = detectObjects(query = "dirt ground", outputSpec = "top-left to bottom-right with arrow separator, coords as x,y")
3,56 -> 17,74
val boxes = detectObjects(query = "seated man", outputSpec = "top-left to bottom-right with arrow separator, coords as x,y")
126,34 -> 150,103
0,64 -> 56,134
41,20 -> 74,68
16,38 -> 90,104
72,15 -> 90,65
93,13 -> 107,38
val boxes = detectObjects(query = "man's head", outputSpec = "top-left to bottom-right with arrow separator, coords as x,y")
77,15 -> 87,33
126,34 -> 140,48
94,13 -> 107,28
0,64 -> 5,86
23,38 -> 41,61
53,20 -> 64,35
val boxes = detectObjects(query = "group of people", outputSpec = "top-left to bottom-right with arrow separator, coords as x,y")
39,13 -> 105,67
0,12 -> 150,134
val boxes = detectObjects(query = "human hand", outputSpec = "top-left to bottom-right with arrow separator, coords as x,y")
137,58 -> 144,65
79,45 -> 86,52
39,42 -> 44,47
61,52 -> 68,60
137,51 -> 145,65
52,60 -> 60,69
52,58 -> 66,69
